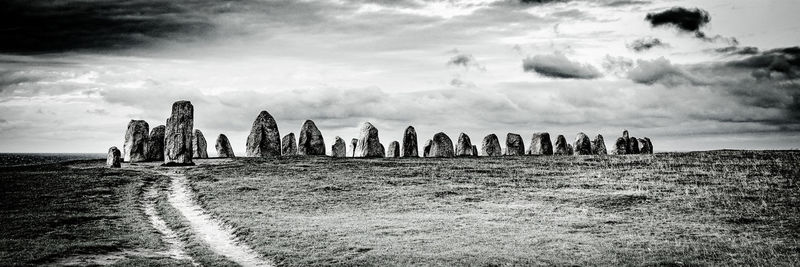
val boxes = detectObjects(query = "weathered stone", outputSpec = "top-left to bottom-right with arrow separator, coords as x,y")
387,141 -> 400,158
350,138 -> 358,157
192,129 -> 209,159
481,134 -> 502,157
402,126 -> 418,157
592,134 -> 607,155
629,137 -> 640,154
567,143 -> 574,155
298,120 -> 326,156
644,137 -> 653,154
554,135 -> 569,155
423,139 -> 433,157
124,120 -> 149,162
355,122 -> 383,158
505,133 -> 524,156
528,132 -> 553,155
215,134 -> 235,158
612,137 -> 627,155
622,129 -> 631,154
145,125 -> 165,161
331,136 -> 347,157
455,133 -> 474,157
107,146 -> 121,168
281,133 -> 297,156
573,132 -> 592,155
246,111 -> 281,157
637,138 -> 651,154
378,143 -> 386,157
429,132 -> 454,157
472,145 -> 478,156
164,101 -> 193,165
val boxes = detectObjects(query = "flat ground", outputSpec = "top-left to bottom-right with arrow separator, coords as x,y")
1,151 -> 799,266
185,151 -> 800,266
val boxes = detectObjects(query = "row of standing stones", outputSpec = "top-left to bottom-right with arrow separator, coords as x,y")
107,101 -> 653,167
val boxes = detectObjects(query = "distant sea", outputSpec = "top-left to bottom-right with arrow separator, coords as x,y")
0,153 -> 106,167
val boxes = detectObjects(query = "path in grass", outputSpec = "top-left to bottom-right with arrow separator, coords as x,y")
142,183 -> 199,265
162,168 -> 273,267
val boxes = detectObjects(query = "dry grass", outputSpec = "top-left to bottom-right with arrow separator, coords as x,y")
185,151 -> 800,266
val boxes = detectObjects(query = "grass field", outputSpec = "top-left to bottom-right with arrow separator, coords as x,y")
184,151 -> 800,266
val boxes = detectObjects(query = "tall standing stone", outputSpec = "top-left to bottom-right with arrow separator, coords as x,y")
246,111 -> 281,157
429,132 -> 454,158
355,122 -> 383,158
402,126 -> 419,157
455,133 -> 474,157
350,138 -> 358,157
573,132 -> 592,155
554,135 -> 569,155
423,139 -> 433,157
505,133 -> 524,156
298,120 -> 326,156
216,134 -> 235,158
331,136 -> 347,157
387,141 -> 400,158
612,137 -> 627,155
124,120 -> 149,163
192,129 -> 209,159
629,137 -> 640,154
145,125 -> 165,161
107,146 -> 121,168
281,133 -> 297,156
644,137 -> 653,154
528,132 -> 553,155
164,101 -> 193,165
622,130 -> 631,154
481,134 -> 502,157
471,145 -> 478,156
592,134 -> 607,155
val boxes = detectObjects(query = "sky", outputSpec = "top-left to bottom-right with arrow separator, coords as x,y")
1,0 -> 799,153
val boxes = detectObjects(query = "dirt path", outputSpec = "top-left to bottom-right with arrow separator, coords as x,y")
142,183 -> 199,265
163,169 -> 273,267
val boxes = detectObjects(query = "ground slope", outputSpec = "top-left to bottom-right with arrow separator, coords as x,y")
185,151 -> 800,266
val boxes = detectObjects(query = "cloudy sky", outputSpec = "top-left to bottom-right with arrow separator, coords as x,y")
1,0 -> 799,153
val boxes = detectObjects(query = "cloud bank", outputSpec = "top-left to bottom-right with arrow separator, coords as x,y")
522,53 -> 602,79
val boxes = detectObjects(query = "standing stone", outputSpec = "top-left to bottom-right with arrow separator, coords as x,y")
355,122 -> 383,158
378,143 -> 386,157
298,120 -> 326,156
505,133 -> 524,156
629,137 -> 640,154
387,141 -> 400,158
107,146 -> 121,168
281,133 -> 297,156
481,134 -> 502,157
592,134 -> 607,155
573,132 -> 592,155
331,136 -> 347,157
644,137 -> 653,154
528,132 -> 553,155
423,139 -> 433,157
124,120 -> 149,162
637,138 -> 651,154
554,135 -> 569,155
164,101 -> 194,165
472,145 -> 478,156
246,111 -> 281,157
455,133 -> 474,157
622,130 -> 631,154
612,137 -> 627,155
145,125 -> 165,161
192,129 -> 209,159
215,134 -> 235,158
402,126 -> 419,157
350,138 -> 358,157
429,132 -> 454,157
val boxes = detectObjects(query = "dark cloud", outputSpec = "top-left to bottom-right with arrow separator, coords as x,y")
447,53 -> 486,71
522,53 -> 602,79
626,57 -> 700,86
715,46 -> 759,55
726,47 -> 800,79
645,7 -> 709,32
0,0 -> 213,54
627,37 -> 669,52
